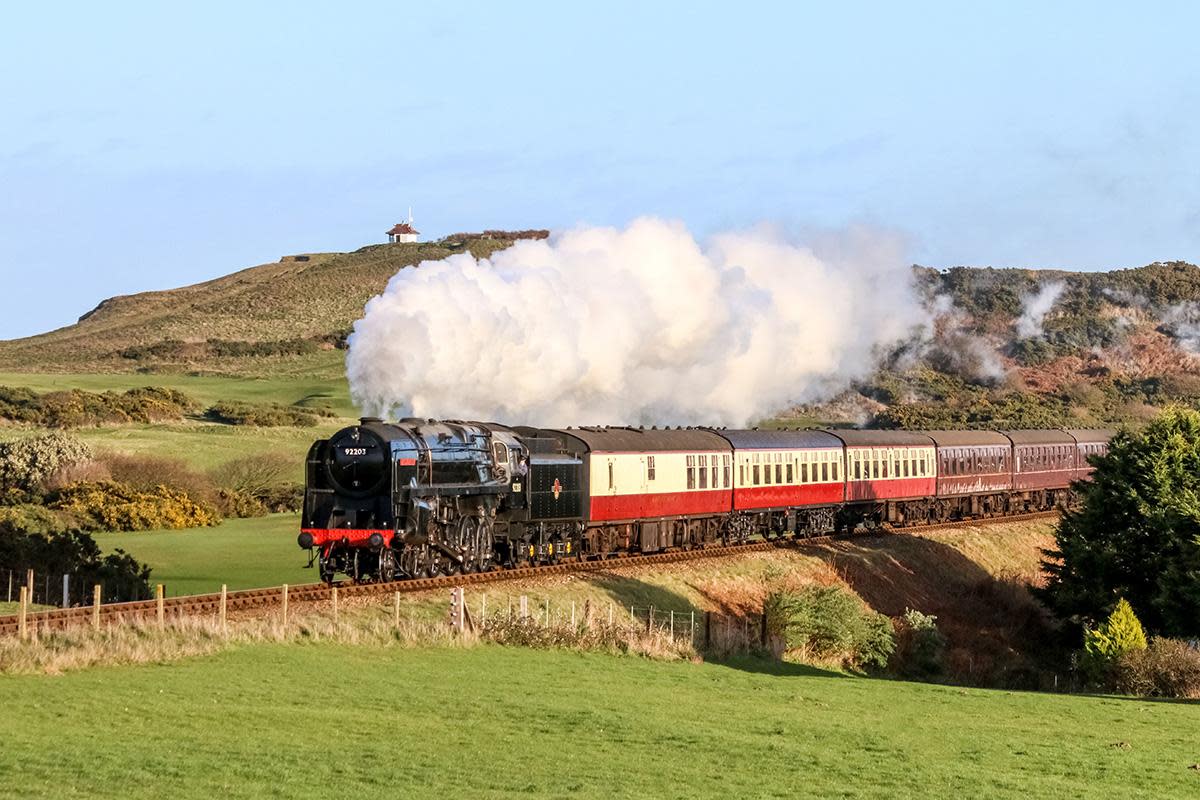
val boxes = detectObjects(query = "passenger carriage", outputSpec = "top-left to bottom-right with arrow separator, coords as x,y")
927,430 -> 1014,520
828,430 -> 937,527
541,427 -> 733,554
714,429 -> 845,536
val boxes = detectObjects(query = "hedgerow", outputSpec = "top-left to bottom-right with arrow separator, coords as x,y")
0,386 -> 195,427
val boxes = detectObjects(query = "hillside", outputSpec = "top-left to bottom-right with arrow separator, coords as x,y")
4,241 -> 1200,428
0,238 -> 514,378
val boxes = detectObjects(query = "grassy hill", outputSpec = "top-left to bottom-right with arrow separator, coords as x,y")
0,238 -> 512,377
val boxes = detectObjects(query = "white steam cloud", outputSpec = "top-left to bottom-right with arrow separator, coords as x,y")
1015,281 -> 1066,338
346,218 -> 929,427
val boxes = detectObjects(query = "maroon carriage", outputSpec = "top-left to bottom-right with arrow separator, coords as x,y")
1065,429 -> 1113,483
927,430 -> 1014,519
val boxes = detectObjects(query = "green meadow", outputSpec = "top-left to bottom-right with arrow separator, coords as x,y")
0,644 -> 1196,799
101,514 -> 311,596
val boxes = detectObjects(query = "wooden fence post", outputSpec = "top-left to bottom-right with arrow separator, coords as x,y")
220,584 -> 228,632
690,610 -> 696,645
17,586 -> 28,641
92,584 -> 101,630
449,587 -> 464,631
571,602 -> 576,627
25,568 -> 33,597
62,574 -> 70,609
393,591 -> 401,628
281,584 -> 289,627
608,601 -> 613,625
331,586 -> 338,624
647,605 -> 654,633
519,595 -> 528,619
156,584 -> 164,630
670,610 -> 675,638
6,570 -> 11,603
480,594 -> 487,624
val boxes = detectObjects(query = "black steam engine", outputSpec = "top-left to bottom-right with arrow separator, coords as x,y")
300,418 -> 583,583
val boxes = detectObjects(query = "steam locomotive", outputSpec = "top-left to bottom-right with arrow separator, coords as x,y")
299,417 -> 1110,583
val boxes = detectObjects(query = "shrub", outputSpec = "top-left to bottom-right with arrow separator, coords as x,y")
47,481 -> 219,531
0,432 -> 94,503
764,586 -> 895,670
101,452 -> 216,506
1079,598 -> 1148,684
0,504 -> 71,536
893,609 -> 947,680
1112,637 -> 1200,698
204,401 -> 324,427
213,488 -> 267,518
209,453 -> 303,516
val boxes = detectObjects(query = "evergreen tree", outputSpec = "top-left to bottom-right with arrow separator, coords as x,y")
1079,598 -> 1147,684
1040,407 -> 1200,637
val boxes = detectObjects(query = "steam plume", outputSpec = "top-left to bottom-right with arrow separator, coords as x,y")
1015,281 -> 1066,338
346,218 -> 929,426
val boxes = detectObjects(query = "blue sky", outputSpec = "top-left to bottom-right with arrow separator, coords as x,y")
1,1 -> 1198,339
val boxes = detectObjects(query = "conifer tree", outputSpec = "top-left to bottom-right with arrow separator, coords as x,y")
1040,407 -> 1200,637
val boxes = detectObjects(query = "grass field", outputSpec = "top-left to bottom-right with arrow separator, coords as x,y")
102,514 -> 311,596
0,643 -> 1196,799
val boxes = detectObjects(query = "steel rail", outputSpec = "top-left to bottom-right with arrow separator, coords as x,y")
0,511 -> 1059,637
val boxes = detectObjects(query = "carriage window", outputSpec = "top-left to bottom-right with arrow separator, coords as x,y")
852,460 -> 860,480
753,465 -> 761,485
881,457 -> 889,478
647,455 -> 656,481
724,455 -> 731,487
686,455 -> 696,490
699,455 -> 708,489
739,463 -> 745,486
774,464 -> 781,483
819,463 -> 827,482
831,460 -> 839,481
802,463 -> 810,483
786,463 -> 793,483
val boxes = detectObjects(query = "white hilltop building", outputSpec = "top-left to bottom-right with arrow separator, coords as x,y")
386,209 -> 420,243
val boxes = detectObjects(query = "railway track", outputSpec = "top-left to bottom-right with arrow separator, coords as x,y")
0,511 -> 1059,637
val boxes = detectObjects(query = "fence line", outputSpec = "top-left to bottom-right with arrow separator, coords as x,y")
2,579 -> 774,655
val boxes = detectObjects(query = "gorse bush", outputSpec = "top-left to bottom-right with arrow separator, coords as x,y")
0,432 -> 94,503
764,586 -> 894,670
0,386 -> 194,427
204,400 -> 328,427
48,481 -> 219,531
